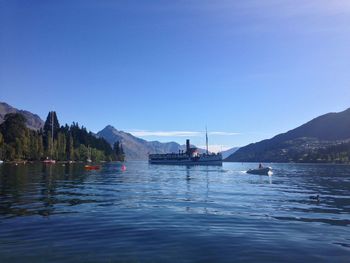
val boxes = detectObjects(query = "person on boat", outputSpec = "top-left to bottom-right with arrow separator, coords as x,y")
259,163 -> 263,169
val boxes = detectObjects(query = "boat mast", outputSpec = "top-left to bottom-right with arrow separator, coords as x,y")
51,111 -> 54,159
206,126 -> 209,154
87,145 -> 91,162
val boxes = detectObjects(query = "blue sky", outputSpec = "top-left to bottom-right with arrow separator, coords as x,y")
1,0 -> 350,151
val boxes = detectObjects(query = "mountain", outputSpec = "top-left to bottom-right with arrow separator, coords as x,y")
221,147 -> 240,159
226,108 -> 350,163
0,102 -> 44,130
97,125 -> 185,160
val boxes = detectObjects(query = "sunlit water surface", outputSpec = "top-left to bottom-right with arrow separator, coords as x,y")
0,162 -> 349,262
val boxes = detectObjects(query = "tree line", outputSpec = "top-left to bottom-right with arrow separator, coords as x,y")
0,111 -> 125,162
297,141 -> 350,164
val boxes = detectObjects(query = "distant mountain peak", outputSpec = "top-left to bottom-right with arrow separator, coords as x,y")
97,126 -> 207,160
97,126 -> 185,160
104,124 -> 116,130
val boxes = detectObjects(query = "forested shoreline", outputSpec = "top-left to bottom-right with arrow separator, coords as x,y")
0,111 -> 124,162
225,138 -> 350,164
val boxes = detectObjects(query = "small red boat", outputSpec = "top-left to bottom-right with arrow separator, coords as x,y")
84,165 -> 100,171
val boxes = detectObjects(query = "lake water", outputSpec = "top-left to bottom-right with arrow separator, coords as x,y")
0,162 -> 349,262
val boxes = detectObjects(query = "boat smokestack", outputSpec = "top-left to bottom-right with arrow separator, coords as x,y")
186,139 -> 190,154
206,126 -> 209,155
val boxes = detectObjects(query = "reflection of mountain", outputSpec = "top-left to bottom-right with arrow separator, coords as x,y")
0,102 -> 44,130
226,108 -> 350,163
97,125 -> 187,160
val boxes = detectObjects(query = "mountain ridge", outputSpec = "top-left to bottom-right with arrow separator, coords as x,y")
0,102 -> 211,161
97,125 -> 209,160
226,107 -> 350,163
97,125 -> 185,160
0,102 -> 44,130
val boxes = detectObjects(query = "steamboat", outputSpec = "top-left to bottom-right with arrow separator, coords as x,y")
148,131 -> 222,165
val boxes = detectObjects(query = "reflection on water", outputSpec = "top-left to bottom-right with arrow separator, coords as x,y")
0,162 -> 350,262
0,163 -> 88,218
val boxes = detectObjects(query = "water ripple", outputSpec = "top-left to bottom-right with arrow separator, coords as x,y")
0,162 -> 350,262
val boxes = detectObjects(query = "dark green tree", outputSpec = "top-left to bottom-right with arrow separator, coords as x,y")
67,133 -> 74,160
43,111 -> 60,138
113,141 -> 125,161
0,113 -> 28,160
0,113 -> 27,143
57,132 -> 66,161
120,143 -> 125,161
113,141 -> 120,156
0,111 -> 116,162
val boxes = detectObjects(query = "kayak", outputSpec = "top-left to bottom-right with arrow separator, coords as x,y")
85,165 -> 100,171
247,167 -> 272,175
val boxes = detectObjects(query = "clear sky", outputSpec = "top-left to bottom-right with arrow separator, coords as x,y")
1,0 -> 350,151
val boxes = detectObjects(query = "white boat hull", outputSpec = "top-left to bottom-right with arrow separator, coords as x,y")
247,167 -> 272,175
149,159 -> 222,165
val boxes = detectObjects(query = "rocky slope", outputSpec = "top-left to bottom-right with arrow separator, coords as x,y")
97,125 -> 185,160
226,108 -> 350,163
0,102 -> 44,130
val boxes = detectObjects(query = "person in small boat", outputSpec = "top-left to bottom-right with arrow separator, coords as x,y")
259,163 -> 263,169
